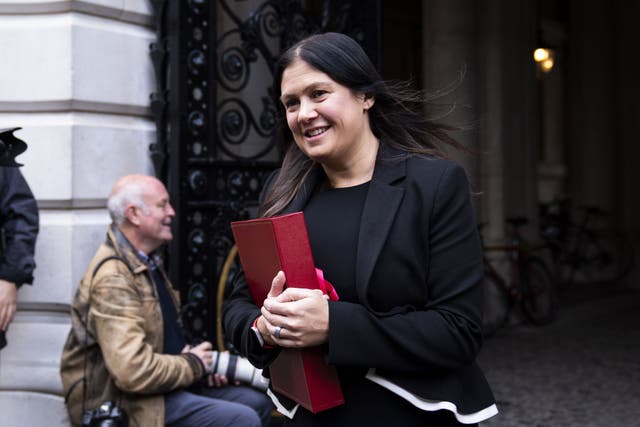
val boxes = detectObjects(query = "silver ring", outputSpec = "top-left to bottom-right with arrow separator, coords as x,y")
274,326 -> 283,339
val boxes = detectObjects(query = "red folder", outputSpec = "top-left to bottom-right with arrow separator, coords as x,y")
230,212 -> 344,413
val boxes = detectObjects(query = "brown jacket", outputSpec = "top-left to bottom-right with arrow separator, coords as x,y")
60,226 -> 204,427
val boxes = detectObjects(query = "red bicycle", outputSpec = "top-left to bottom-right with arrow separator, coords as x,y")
481,217 -> 557,336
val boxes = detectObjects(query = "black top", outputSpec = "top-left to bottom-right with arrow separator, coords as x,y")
135,246 -> 185,355
149,266 -> 185,355
304,181 -> 369,304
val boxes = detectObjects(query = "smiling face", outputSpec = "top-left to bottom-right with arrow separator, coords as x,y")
280,59 -> 376,168
129,177 -> 175,253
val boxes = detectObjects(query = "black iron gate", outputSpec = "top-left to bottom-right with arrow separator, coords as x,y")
149,0 -> 380,345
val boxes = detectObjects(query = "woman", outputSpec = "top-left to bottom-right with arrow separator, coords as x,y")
223,32 -> 497,426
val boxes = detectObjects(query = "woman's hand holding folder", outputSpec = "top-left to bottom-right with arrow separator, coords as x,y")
258,270 -> 330,348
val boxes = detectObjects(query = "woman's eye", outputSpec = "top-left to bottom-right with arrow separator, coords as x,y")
311,90 -> 326,98
284,99 -> 298,109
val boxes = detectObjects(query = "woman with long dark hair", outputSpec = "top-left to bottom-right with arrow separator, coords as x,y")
223,32 -> 497,426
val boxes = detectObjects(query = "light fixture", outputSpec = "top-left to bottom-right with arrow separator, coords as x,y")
540,58 -> 554,73
533,48 -> 556,74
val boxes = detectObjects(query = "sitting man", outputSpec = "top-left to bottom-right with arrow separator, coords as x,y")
60,174 -> 272,427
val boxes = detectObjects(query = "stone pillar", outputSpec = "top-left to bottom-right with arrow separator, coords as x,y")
0,1 -> 155,425
476,0 -> 506,242
423,0 -> 538,242
476,0 -> 538,242
537,19 -> 568,203
422,0 -> 479,190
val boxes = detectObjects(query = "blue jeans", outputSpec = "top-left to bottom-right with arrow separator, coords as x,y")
165,384 -> 273,427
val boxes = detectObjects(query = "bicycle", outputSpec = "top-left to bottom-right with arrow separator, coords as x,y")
481,217 -> 557,336
539,198 -> 635,287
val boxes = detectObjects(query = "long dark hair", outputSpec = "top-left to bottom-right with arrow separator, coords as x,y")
260,32 -> 464,217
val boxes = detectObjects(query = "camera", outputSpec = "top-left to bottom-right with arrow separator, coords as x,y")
81,401 -> 128,427
210,351 -> 269,391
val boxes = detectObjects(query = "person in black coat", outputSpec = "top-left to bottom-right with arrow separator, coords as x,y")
223,32 -> 497,426
0,166 -> 39,349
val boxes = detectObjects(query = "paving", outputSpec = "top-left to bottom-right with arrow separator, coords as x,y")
478,283 -> 640,427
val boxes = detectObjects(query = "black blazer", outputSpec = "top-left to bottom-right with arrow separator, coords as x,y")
223,145 -> 497,422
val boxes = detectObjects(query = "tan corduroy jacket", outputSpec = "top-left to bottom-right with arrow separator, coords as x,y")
60,226 -> 205,427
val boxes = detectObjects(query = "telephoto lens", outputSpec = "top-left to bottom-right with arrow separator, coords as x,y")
210,351 -> 269,391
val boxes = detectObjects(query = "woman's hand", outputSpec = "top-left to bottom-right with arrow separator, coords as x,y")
267,270 -> 286,298
260,272 -> 330,348
254,271 -> 287,346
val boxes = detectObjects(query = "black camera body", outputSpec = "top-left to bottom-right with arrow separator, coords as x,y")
81,401 -> 128,427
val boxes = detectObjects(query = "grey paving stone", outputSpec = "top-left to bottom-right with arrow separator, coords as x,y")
478,286 -> 640,427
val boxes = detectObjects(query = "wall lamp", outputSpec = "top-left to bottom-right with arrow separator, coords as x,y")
533,47 -> 555,74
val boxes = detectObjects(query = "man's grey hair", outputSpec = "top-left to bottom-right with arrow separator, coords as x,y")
107,180 -> 149,225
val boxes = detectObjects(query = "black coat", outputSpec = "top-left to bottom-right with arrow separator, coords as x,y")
0,167 -> 38,287
223,145 -> 496,422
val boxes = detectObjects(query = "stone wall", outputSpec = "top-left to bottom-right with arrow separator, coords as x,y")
0,1 -> 154,425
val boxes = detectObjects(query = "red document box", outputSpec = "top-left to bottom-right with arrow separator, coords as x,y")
230,212 -> 344,413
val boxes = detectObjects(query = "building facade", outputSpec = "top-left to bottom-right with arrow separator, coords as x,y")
0,0 -> 637,425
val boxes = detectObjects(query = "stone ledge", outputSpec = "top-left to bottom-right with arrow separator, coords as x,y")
0,311 -> 69,394
0,0 -> 152,26
0,390 -> 70,426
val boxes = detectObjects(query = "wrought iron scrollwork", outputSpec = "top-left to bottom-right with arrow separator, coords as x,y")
153,0 -> 379,344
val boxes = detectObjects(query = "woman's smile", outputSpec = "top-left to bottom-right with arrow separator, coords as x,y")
280,59 -> 376,165
304,126 -> 330,138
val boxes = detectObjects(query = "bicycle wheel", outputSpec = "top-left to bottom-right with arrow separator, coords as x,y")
483,272 -> 511,336
578,231 -> 635,284
521,257 -> 556,325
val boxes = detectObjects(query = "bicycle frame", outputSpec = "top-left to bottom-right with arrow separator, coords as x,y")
483,242 -> 526,302
481,218 -> 557,334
